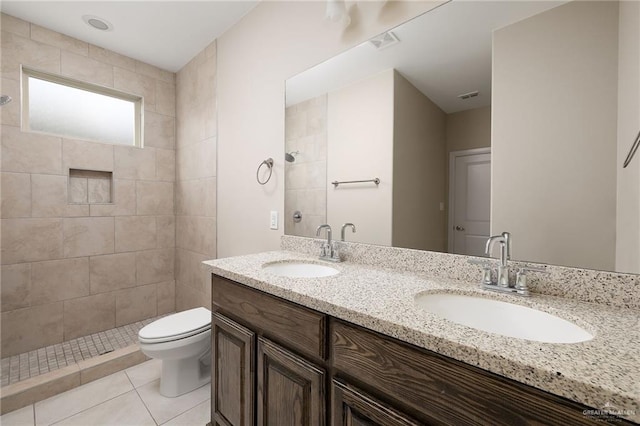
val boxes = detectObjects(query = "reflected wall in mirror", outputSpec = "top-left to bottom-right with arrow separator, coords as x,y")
285,0 -> 640,274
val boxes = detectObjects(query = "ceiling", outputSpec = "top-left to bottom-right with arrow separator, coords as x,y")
286,0 -> 566,113
0,1 -> 258,72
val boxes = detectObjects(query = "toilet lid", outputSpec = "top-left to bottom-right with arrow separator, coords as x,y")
139,307 -> 211,343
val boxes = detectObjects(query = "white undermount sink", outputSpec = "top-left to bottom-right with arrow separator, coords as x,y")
414,293 -> 593,344
262,261 -> 340,278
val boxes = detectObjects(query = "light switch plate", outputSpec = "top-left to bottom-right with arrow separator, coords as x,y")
270,210 -> 278,230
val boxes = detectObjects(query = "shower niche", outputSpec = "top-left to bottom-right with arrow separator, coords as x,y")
68,169 -> 113,204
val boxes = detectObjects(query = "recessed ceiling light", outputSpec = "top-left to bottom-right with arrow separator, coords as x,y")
82,15 -> 113,31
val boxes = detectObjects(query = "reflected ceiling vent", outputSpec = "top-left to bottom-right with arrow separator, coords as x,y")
369,31 -> 400,50
457,91 -> 479,100
82,15 -> 113,32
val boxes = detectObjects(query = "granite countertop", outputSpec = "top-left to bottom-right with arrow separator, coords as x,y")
203,250 -> 640,422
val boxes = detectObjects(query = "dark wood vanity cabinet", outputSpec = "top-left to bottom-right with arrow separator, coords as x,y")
212,276 -> 327,426
332,379 -> 422,426
212,275 -> 636,426
257,337 -> 325,425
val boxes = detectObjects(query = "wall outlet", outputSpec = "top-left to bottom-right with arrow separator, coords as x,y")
270,210 -> 278,230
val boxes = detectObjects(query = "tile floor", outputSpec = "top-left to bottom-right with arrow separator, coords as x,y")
1,315 -> 169,386
0,359 -> 210,426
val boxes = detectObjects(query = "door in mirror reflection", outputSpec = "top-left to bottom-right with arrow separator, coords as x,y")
449,149 -> 490,257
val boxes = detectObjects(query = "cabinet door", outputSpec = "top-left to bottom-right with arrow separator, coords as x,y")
331,379 -> 422,426
212,312 -> 255,426
257,337 -> 325,426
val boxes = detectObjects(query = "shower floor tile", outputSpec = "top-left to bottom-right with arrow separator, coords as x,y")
0,314 -> 170,387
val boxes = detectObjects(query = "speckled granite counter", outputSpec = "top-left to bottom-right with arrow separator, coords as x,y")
204,250 -> 640,422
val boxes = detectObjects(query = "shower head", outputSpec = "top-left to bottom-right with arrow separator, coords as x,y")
0,95 -> 12,106
285,151 -> 299,163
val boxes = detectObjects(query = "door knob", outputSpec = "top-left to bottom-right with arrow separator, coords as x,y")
455,225 -> 465,231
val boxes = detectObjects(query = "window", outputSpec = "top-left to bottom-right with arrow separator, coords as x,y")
22,67 -> 143,146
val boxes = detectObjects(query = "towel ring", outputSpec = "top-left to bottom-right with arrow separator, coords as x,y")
256,158 -> 274,185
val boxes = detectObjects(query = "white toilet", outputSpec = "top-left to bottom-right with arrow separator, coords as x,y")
138,307 -> 212,397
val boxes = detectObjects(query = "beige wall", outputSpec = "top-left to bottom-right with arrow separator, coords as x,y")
392,71 -> 446,251
1,13 -> 176,356
175,42 -> 217,311
616,0 -> 640,274
327,70 -> 394,246
444,106 -> 491,241
216,1 -> 444,258
446,106 -> 491,153
284,95 -> 327,238
492,1 -> 619,271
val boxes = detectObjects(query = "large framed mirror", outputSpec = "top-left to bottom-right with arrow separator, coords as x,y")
284,0 -> 640,274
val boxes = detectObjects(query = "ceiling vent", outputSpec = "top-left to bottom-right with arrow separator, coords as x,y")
369,32 -> 400,50
457,91 -> 479,100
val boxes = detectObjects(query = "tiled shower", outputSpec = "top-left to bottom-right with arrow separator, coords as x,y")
0,11 -> 216,391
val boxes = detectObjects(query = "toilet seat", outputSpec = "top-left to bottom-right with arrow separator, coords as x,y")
139,307 -> 211,344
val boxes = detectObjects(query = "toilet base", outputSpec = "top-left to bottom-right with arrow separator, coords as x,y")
160,355 -> 211,398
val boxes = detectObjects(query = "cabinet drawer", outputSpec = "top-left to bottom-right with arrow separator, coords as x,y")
331,320 -> 603,426
212,275 -> 326,360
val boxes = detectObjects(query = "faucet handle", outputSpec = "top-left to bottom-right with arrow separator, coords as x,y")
468,258 -> 494,285
515,266 -> 548,292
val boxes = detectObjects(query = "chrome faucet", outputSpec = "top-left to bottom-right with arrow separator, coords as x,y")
485,231 -> 511,287
476,231 -> 528,296
341,223 -> 356,241
316,224 -> 341,262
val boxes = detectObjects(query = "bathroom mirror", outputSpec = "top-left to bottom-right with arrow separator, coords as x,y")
284,0 -> 640,274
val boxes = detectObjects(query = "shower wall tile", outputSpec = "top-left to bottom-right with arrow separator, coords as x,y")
1,172 -> 31,218
65,204 -> 90,217
174,40 -> 217,309
61,51 -> 114,87
1,15 -> 177,355
114,146 -> 156,180
176,178 -> 216,217
176,216 -> 216,256
31,174 -> 67,217
176,137 -> 216,180
1,302 -> 64,357
88,45 -> 136,71
1,14 -> 30,37
115,216 -> 157,252
1,218 -> 63,264
87,176 -> 111,203
144,111 -> 176,150
0,263 -> 31,312
1,31 -> 60,81
63,293 -> 115,340
1,125 -> 62,174
156,215 -> 176,248
90,179 -> 136,217
89,253 -> 137,294
0,77 -> 20,126
156,280 -> 176,315
62,139 -> 114,173
175,249 -> 210,296
136,248 -> 175,285
31,257 -> 90,305
113,67 -> 156,111
136,181 -> 174,215
115,284 -> 157,327
31,24 -> 88,57
63,217 -> 115,257
135,60 -> 174,84
68,176 -> 88,204
156,80 -> 176,117
156,149 -> 176,182
175,282 -> 211,312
